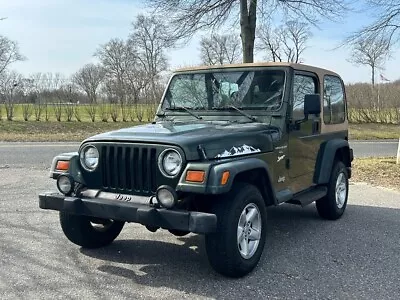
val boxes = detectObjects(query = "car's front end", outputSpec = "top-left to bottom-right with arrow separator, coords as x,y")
40,140 -> 218,234
40,116 -> 279,234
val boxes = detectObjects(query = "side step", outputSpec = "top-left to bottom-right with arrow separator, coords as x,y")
286,186 -> 328,207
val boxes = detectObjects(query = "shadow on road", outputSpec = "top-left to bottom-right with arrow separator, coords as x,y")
79,203 -> 400,299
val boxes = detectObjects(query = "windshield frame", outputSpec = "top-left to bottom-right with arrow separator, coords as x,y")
158,66 -> 289,116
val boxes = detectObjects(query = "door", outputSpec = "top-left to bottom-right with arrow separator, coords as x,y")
288,73 -> 321,182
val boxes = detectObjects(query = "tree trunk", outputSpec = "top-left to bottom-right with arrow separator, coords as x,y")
371,65 -> 375,86
240,0 -> 257,63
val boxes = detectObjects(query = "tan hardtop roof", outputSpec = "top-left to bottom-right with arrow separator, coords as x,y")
175,62 -> 340,78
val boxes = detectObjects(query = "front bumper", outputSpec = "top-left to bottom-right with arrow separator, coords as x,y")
39,192 -> 217,234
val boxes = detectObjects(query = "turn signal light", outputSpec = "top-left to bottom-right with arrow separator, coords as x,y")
186,170 -> 205,183
56,160 -> 70,171
221,171 -> 230,185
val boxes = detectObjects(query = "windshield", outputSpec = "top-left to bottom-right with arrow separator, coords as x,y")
161,69 -> 286,112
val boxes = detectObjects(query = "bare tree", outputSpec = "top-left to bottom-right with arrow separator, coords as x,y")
349,0 -> 400,50
129,15 -> 172,80
73,63 -> 105,122
51,75 -> 67,122
257,21 -> 311,63
0,70 -> 22,120
257,23 -> 282,62
73,63 -> 105,104
144,0 -> 347,63
95,38 -> 139,104
280,21 -> 311,63
29,73 -> 46,121
20,78 -> 35,121
200,33 -> 241,65
0,35 -> 25,74
129,14 -> 175,106
98,103 -> 110,122
349,37 -> 389,86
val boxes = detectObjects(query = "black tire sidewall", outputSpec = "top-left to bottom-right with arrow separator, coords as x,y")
206,183 -> 267,277
316,161 -> 349,220
60,212 -> 124,248
329,161 -> 349,215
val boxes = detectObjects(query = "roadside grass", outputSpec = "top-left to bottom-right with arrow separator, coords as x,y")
351,157 -> 400,191
0,120 -> 398,142
349,123 -> 399,140
0,121 -> 141,142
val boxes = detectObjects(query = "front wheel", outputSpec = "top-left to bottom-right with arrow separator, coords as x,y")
205,183 -> 267,278
316,161 -> 349,220
59,212 -> 125,248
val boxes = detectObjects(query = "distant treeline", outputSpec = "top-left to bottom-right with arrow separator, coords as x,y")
1,80 -> 399,124
347,80 -> 400,124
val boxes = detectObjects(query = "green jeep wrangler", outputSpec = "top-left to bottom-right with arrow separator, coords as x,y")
39,62 -> 353,278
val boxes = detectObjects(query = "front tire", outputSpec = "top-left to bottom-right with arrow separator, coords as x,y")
59,212 -> 125,248
316,161 -> 349,220
205,183 -> 267,278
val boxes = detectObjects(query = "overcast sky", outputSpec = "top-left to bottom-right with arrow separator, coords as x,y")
1,0 -> 399,83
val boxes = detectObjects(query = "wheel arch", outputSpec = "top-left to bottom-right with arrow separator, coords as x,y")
234,168 -> 276,207
207,157 -> 277,206
314,139 -> 353,184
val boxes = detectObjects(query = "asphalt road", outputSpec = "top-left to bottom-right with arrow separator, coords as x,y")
0,139 -> 398,170
350,140 -> 399,158
0,144 -> 399,299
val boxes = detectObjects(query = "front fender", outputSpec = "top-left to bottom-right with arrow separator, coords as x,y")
206,157 -> 274,195
176,157 -> 274,196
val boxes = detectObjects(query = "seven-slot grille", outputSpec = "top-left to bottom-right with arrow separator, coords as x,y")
100,145 -> 158,194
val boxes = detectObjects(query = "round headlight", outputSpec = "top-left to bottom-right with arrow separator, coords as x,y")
80,145 -> 99,171
156,185 -> 177,208
159,149 -> 183,177
57,175 -> 74,195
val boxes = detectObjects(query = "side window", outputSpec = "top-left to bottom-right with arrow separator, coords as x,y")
292,74 -> 317,120
323,76 -> 345,124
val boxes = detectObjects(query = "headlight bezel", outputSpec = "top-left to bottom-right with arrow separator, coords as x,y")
158,148 -> 183,178
79,144 -> 99,172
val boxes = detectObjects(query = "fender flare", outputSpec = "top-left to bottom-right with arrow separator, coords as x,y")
314,139 -> 352,184
206,157 -> 277,203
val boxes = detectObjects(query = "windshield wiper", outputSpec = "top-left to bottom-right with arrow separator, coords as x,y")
213,105 -> 258,122
166,106 -> 203,120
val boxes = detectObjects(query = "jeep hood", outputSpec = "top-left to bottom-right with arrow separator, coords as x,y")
83,121 -> 280,161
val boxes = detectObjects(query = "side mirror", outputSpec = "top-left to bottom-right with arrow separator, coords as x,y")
304,94 -> 321,118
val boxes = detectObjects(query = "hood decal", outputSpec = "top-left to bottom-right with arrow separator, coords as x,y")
215,144 -> 261,158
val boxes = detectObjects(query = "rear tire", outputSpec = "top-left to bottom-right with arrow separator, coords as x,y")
205,183 -> 267,278
59,212 -> 125,248
316,161 -> 349,220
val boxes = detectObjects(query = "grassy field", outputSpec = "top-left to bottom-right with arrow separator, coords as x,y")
0,103 -> 156,123
0,121 -> 142,142
0,104 -> 398,141
0,120 -> 398,142
349,123 -> 400,140
352,157 -> 400,191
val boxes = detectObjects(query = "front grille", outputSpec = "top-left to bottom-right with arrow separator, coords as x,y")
100,145 -> 158,194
